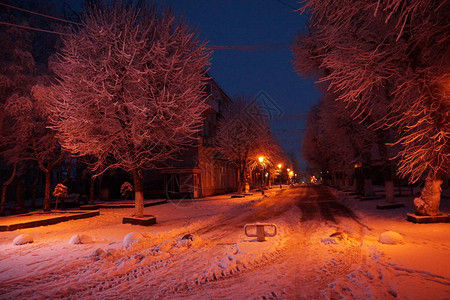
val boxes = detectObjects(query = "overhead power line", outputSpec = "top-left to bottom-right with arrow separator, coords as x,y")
0,3 -> 293,52
0,2 -> 81,25
272,0 -> 298,11
0,20 -> 70,35
0,20 -> 292,51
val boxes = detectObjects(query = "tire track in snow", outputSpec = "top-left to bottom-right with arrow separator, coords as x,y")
174,186 -> 366,299
0,186 -> 366,299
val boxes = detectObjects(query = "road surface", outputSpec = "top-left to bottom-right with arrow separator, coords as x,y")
180,185 -> 366,299
0,185 -> 366,299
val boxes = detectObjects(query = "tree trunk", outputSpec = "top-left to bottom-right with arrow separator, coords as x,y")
385,180 -> 395,203
1,164 -> 17,216
237,166 -> 246,195
236,176 -> 243,195
43,171 -> 51,211
235,164 -> 242,194
414,170 -> 444,216
133,169 -> 144,217
99,174 -> 110,201
36,152 -> 64,212
238,160 -> 247,194
89,176 -> 95,205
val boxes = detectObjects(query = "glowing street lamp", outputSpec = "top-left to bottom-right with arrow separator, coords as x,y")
258,156 -> 265,194
277,164 -> 282,188
287,169 -> 294,185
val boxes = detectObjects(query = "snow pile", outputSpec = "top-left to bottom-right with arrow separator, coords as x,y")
379,231 -> 404,245
176,233 -> 199,248
321,231 -> 348,245
69,234 -> 93,244
192,223 -> 287,286
12,234 -> 33,245
123,232 -> 143,248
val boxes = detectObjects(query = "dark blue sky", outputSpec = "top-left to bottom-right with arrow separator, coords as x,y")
156,0 -> 322,171
65,0 -> 321,170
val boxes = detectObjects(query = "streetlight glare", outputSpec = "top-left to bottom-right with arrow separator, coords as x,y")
259,156 -> 264,163
278,164 -> 282,169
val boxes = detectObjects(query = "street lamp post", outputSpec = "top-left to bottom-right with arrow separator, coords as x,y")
278,164 -> 282,189
259,156 -> 264,195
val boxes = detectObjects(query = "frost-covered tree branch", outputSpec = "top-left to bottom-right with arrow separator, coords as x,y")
214,98 -> 277,193
43,2 -> 211,217
294,0 -> 449,215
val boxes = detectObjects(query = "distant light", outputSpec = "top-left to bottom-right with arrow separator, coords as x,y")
287,168 -> 290,172
278,164 -> 282,169
259,156 -> 264,163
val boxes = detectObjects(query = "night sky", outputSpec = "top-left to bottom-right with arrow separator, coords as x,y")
155,0 -> 322,171
14,0 -> 321,171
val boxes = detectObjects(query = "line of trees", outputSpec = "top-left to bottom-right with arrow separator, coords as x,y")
0,0 -> 285,217
0,0 -> 65,214
294,0 -> 449,216
1,1 -> 211,217
214,98 -> 285,194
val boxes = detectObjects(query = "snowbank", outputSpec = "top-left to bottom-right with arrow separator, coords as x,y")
12,234 -> 33,245
379,231 -> 404,245
69,234 -> 93,244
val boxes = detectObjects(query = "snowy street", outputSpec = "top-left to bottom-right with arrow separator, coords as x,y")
1,185 -> 448,299
1,0 -> 448,299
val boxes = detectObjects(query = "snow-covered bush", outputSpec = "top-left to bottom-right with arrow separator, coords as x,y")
52,183 -> 68,198
123,232 -> 143,248
120,182 -> 133,199
12,234 -> 33,245
52,183 -> 68,210
69,234 -> 93,244
379,231 -> 404,245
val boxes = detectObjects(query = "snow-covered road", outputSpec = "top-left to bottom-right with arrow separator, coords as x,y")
0,185 -> 449,299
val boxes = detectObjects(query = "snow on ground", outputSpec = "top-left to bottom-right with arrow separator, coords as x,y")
323,187 -> 450,300
0,185 -> 449,299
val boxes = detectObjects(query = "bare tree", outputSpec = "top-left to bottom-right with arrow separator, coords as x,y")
214,98 -> 275,194
5,87 -> 65,212
302,99 -> 363,186
294,0 -> 449,215
43,2 -> 211,217
0,16 -> 35,214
